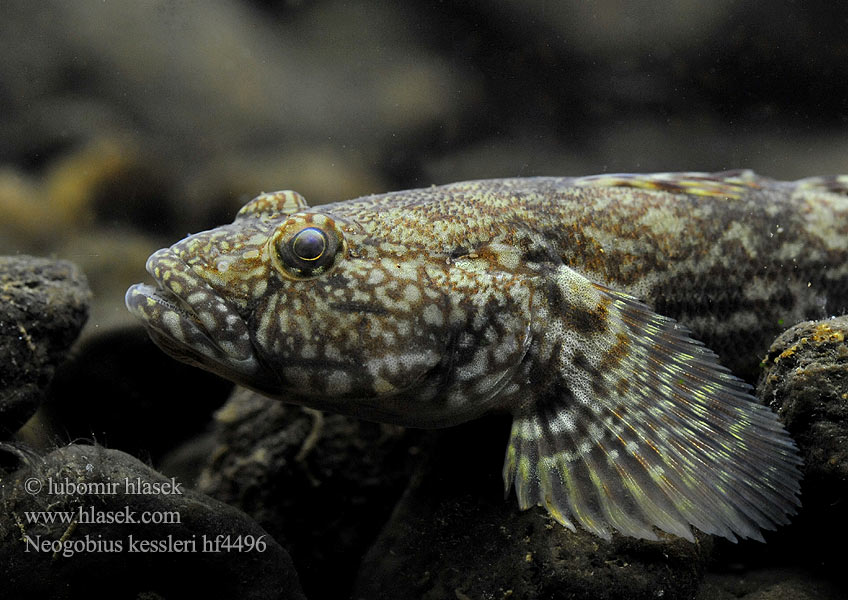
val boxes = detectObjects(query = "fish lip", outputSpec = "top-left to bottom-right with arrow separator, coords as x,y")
125,248 -> 256,366
142,249 -> 204,323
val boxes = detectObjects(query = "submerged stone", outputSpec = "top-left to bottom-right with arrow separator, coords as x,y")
0,444 -> 304,600
0,256 -> 90,437
354,417 -> 712,600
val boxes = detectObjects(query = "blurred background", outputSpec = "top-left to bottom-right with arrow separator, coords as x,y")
3,0 -> 848,334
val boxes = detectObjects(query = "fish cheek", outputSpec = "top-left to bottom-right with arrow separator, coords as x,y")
246,287 -> 309,369
425,256 -> 535,418
346,286 -> 454,395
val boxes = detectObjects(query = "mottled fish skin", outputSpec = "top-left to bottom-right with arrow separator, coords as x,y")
127,171 -> 848,542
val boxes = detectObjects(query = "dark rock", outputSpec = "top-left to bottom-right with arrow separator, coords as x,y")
758,316 -> 848,492
354,417 -> 712,600
696,567 -> 846,600
0,256 -> 90,437
0,443 -> 304,600
41,325 -> 232,462
157,431 -> 219,488
198,387 -> 421,599
756,316 -> 848,565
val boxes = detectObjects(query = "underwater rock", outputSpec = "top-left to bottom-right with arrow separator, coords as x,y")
695,567 -> 846,600
0,443 -> 304,600
757,315 -> 848,544
354,417 -> 711,600
197,387 -> 420,599
0,256 -> 90,438
42,325 -> 232,462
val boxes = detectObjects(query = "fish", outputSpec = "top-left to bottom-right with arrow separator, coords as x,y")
126,170 -> 848,542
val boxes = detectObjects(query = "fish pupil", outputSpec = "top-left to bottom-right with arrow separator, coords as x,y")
291,228 -> 326,261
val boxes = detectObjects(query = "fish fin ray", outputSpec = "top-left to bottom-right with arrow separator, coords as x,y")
571,170 -> 761,199
502,265 -> 801,541
795,175 -> 848,196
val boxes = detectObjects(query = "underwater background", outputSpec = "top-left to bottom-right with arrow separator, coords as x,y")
1,1 -> 847,599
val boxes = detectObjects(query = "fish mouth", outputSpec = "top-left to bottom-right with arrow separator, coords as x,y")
125,248 -> 267,385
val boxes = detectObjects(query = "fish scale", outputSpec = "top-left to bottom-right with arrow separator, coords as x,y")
126,171 -> 848,542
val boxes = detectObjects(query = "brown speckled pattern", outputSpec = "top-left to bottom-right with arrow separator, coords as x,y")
127,171 -> 848,542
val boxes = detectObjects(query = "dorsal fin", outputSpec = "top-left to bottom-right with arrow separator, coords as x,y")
795,175 -> 848,196
571,171 -> 761,200
236,190 -> 309,219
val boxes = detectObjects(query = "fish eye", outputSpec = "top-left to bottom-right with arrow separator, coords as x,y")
270,217 -> 344,279
291,227 -> 327,261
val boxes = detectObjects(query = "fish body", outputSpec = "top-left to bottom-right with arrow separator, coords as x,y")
127,171 -> 848,542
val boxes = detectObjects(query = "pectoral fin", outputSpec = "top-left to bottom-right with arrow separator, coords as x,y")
502,265 -> 801,542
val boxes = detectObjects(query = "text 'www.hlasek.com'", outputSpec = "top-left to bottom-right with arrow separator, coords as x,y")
14,476 -> 267,558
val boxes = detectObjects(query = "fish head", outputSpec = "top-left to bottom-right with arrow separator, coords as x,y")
126,190 -> 472,420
